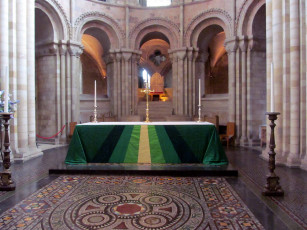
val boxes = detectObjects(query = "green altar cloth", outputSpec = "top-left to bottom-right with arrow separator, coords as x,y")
65,123 -> 228,165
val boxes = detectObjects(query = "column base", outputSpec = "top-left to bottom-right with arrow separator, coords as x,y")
248,138 -> 260,146
240,137 -> 249,146
286,156 -> 301,168
300,159 -> 307,171
14,146 -> 43,163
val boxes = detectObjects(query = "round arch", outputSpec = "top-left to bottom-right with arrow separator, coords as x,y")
130,17 -> 180,50
185,9 -> 233,47
236,0 -> 266,36
35,0 -> 70,41
74,12 -> 124,49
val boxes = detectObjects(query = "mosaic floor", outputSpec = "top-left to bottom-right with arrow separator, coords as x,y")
0,175 -> 264,230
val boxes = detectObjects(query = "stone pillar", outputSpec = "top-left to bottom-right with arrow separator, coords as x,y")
225,38 -> 238,122
281,0 -> 291,161
187,48 -> 193,116
68,42 -> 83,123
27,0 -> 39,151
36,43 -> 58,139
0,0 -> 9,89
108,50 -> 116,115
192,48 -> 199,116
16,0 -> 28,153
169,51 -> 178,114
9,0 -> 19,155
59,41 -> 67,141
288,0 -> 301,166
236,43 -> 242,143
115,51 -> 122,116
239,36 -> 248,145
131,51 -> 142,115
66,53 -> 71,136
176,49 -> 187,115
122,50 -> 132,116
272,0 -> 283,157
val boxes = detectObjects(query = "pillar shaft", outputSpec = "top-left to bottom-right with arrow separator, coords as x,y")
288,0 -> 301,165
0,0 -> 9,88
240,37 -> 248,144
59,42 -> 67,139
27,0 -> 36,148
16,0 -> 28,149
225,38 -> 238,122
272,0 -> 283,154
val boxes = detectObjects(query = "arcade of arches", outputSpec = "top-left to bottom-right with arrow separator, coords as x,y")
0,0 -> 306,171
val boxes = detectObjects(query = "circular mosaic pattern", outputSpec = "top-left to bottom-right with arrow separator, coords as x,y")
47,190 -> 204,229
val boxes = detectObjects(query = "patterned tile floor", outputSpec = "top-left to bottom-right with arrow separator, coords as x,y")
0,145 -> 306,229
0,175 -> 264,230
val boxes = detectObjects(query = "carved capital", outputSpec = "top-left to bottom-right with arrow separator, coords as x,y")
67,41 -> 83,57
122,51 -> 133,62
187,47 -> 193,61
58,40 -> 67,56
224,37 -> 238,53
115,51 -> 122,62
36,42 -> 58,57
238,36 -> 248,52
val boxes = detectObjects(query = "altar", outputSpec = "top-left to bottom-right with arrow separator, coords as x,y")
65,122 -> 228,165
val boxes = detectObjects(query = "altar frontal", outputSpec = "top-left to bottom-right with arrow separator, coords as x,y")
65,122 -> 228,165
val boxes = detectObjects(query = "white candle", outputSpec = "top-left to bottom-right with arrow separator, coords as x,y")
4,67 -> 9,113
198,79 -> 201,106
271,62 -> 274,112
94,80 -> 97,107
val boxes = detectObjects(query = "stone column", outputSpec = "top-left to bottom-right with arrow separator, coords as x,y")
169,51 -> 178,114
9,0 -> 19,155
192,48 -> 198,116
16,0 -> 28,153
36,44 -> 58,139
236,44 -> 242,143
288,0 -> 301,166
187,48 -> 193,116
59,41 -> 67,140
239,36 -> 248,145
122,50 -> 132,116
66,53 -> 71,136
27,0 -> 39,151
115,51 -> 122,116
0,0 -> 9,90
68,42 -> 83,123
272,0 -> 283,157
108,50 -> 116,115
225,38 -> 238,122
176,49 -> 187,115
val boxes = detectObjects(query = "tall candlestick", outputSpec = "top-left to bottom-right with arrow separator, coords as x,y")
94,80 -> 97,107
271,62 -> 274,112
4,67 -> 9,113
198,79 -> 201,106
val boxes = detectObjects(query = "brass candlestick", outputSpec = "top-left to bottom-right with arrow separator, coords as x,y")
0,112 -> 15,191
141,83 -> 154,123
262,112 -> 284,196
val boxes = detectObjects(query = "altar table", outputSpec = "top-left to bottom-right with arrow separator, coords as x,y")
65,122 -> 228,165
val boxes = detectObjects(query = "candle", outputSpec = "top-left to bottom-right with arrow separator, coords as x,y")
271,62 -> 274,112
4,67 -> 9,113
198,79 -> 201,106
94,80 -> 97,107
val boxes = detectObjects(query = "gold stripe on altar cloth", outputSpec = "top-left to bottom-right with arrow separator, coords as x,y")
138,125 -> 151,163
